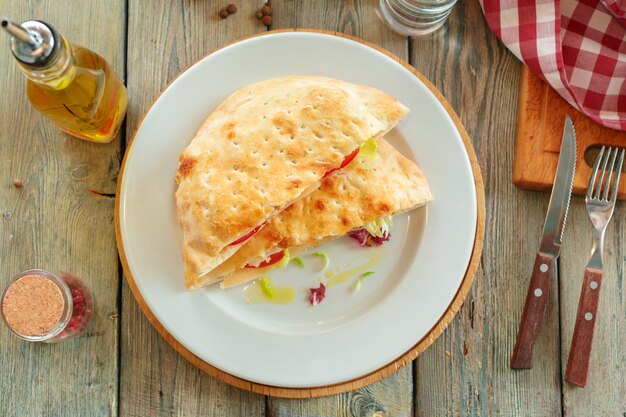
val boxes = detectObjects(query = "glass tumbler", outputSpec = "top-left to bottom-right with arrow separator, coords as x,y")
377,0 -> 458,36
1,269 -> 93,342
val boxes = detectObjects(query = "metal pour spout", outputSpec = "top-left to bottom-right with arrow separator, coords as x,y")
1,18 -> 58,66
1,19 -> 41,49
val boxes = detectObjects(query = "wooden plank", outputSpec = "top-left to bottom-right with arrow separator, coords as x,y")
272,0 -> 407,58
410,1 -> 563,416
513,67 -> 626,199
120,1 -> 266,416
560,203 -> 626,415
268,1 -> 412,415
268,368 -> 413,417
0,1 -> 124,416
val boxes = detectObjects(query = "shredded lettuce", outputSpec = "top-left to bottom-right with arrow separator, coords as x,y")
364,215 -> 393,238
260,276 -> 274,298
276,249 -> 290,269
359,137 -> 378,159
290,257 -> 304,268
312,251 -> 329,271
354,271 -> 375,291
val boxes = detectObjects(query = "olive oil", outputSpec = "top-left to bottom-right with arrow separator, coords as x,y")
325,251 -> 384,287
243,277 -> 295,305
3,19 -> 127,143
24,42 -> 127,142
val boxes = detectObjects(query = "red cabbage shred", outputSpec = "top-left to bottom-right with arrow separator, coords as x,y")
309,283 -> 326,306
348,229 -> 390,247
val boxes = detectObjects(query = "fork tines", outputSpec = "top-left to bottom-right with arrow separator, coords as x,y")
587,146 -> 625,202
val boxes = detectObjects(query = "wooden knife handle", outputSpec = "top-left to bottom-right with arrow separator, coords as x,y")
565,268 -> 603,387
510,252 -> 554,369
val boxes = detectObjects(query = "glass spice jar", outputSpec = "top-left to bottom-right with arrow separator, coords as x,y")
377,0 -> 458,36
1,269 -> 93,342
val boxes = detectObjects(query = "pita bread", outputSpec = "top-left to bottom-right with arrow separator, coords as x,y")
204,139 -> 433,289
176,76 -> 409,289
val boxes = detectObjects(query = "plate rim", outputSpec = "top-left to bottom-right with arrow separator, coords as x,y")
115,28 -> 485,398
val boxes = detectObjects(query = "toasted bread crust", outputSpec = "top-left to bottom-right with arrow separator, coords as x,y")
176,77 -> 409,288
210,139 -> 433,289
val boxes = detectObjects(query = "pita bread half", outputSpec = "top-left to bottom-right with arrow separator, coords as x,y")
201,139 -> 433,290
176,77 -> 409,289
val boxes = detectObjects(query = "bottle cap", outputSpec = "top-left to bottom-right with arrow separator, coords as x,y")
1,19 -> 59,67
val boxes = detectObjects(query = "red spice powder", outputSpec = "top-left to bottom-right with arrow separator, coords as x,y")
2,275 -> 64,336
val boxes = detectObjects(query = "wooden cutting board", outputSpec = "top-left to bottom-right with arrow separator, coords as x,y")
513,66 -> 626,199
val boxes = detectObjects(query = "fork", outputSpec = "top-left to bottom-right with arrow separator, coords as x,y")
565,146 -> 625,387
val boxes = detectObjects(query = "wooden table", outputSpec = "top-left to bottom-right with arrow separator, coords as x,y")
0,1 -> 624,415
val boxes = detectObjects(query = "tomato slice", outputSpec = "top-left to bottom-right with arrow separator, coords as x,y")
229,221 -> 266,246
230,149 -> 360,247
323,148 -> 360,178
245,250 -> 286,269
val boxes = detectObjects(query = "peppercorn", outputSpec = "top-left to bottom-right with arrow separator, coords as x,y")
219,8 -> 229,18
262,15 -> 272,25
226,4 -> 237,14
255,10 -> 263,19
261,5 -> 272,16
12,179 -> 22,188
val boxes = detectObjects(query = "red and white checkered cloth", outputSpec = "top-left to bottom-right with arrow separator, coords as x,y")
480,0 -> 626,130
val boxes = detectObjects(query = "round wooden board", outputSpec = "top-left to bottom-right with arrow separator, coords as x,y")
115,28 -> 486,399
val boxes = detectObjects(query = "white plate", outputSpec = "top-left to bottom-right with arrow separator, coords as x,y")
118,32 -> 477,388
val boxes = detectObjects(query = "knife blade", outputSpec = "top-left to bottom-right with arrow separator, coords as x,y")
511,116 -> 576,369
539,115 -> 577,257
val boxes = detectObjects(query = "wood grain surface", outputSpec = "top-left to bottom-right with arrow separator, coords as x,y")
510,252 -> 556,370
564,267 -> 603,387
121,1 -> 266,416
514,67 -> 626,199
410,1 -> 564,415
0,1 -> 124,417
1,0 -> 625,416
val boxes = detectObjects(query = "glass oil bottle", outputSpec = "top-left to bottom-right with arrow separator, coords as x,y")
2,19 -> 127,143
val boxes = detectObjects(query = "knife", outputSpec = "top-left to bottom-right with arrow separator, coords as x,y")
510,116 -> 576,369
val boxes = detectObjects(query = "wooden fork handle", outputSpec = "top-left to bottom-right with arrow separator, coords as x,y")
565,268 -> 603,387
511,252 -> 554,369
